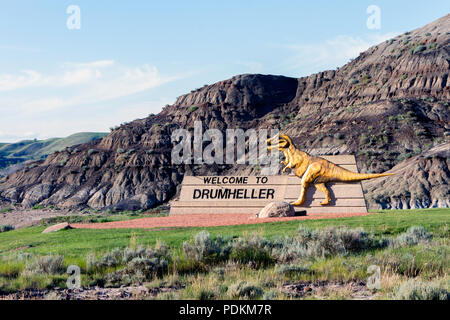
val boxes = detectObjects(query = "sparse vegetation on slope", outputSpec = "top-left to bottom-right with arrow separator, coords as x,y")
0,132 -> 107,175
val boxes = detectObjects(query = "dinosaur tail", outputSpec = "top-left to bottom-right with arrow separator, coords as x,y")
338,170 -> 394,182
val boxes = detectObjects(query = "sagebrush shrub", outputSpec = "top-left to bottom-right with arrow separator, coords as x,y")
273,226 -> 385,262
393,280 -> 448,300
103,244 -> 170,286
296,226 -> 317,245
227,281 -> 263,299
0,224 -> 14,233
311,227 -> 348,257
333,227 -> 371,251
23,255 -> 64,275
262,290 -> 278,300
128,257 -> 167,277
89,243 -> 169,272
391,226 -> 433,247
230,234 -> 273,267
106,256 -> 168,286
183,231 -> 231,264
198,289 -> 216,300
271,238 -> 309,263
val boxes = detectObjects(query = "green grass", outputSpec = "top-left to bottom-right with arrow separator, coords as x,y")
0,208 -> 448,260
0,207 -> 12,214
0,208 -> 448,298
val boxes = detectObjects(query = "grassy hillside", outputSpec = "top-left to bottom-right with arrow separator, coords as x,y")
0,208 -> 448,299
0,132 -> 107,173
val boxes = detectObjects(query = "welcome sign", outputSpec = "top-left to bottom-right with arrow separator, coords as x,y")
170,155 -> 368,215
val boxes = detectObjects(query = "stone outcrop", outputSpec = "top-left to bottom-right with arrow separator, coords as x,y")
256,201 -> 296,218
42,222 -> 73,234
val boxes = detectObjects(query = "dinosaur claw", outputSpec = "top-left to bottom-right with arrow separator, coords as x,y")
290,200 -> 304,206
319,200 -> 330,206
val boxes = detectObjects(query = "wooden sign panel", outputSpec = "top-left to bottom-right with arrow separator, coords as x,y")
169,155 -> 368,215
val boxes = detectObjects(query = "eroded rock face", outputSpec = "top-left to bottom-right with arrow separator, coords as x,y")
175,74 -> 298,109
0,15 -> 449,211
363,143 -> 450,209
256,202 -> 295,218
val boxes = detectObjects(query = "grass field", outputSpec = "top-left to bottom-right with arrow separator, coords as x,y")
0,208 -> 448,300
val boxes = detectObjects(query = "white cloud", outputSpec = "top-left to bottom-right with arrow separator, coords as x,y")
282,32 -> 399,76
0,70 -> 42,91
63,60 -> 115,68
0,61 -> 182,114
0,60 -> 183,142
0,130 -> 38,143
58,68 -> 102,86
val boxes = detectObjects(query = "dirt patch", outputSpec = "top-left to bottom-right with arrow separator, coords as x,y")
282,281 -> 378,300
0,285 -> 176,300
0,209 -> 75,229
1,281 -> 377,300
71,212 -> 376,230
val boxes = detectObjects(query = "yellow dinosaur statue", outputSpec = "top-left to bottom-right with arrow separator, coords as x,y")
267,134 -> 393,206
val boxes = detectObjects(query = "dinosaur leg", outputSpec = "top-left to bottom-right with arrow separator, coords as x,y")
315,183 -> 331,205
290,182 -> 310,206
290,164 -> 322,206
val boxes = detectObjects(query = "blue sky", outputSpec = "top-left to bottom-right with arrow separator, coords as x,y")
0,1 -> 448,142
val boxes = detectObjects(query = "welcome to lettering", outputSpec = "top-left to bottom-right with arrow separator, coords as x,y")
203,176 -> 269,184
203,176 -> 248,184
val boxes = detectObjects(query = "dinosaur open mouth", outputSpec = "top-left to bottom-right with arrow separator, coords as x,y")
266,137 -> 278,150
267,133 -> 289,150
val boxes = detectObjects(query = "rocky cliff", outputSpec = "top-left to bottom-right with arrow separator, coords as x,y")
363,142 -> 450,209
0,15 -> 448,211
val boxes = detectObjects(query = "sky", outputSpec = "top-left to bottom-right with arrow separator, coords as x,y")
0,1 -> 448,142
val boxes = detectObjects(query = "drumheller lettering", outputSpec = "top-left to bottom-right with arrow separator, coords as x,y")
193,188 -> 275,200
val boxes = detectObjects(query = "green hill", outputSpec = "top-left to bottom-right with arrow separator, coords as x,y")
0,132 -> 108,173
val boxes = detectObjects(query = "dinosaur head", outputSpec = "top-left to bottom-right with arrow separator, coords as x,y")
267,134 -> 293,151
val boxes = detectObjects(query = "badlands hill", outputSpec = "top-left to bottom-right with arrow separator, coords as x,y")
0,15 -> 449,211
0,132 -> 107,177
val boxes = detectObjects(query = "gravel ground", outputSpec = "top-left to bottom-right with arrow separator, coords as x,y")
282,281 -> 378,300
0,209 -> 376,231
0,285 -> 168,300
0,281 -> 377,300
71,212 -> 376,230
